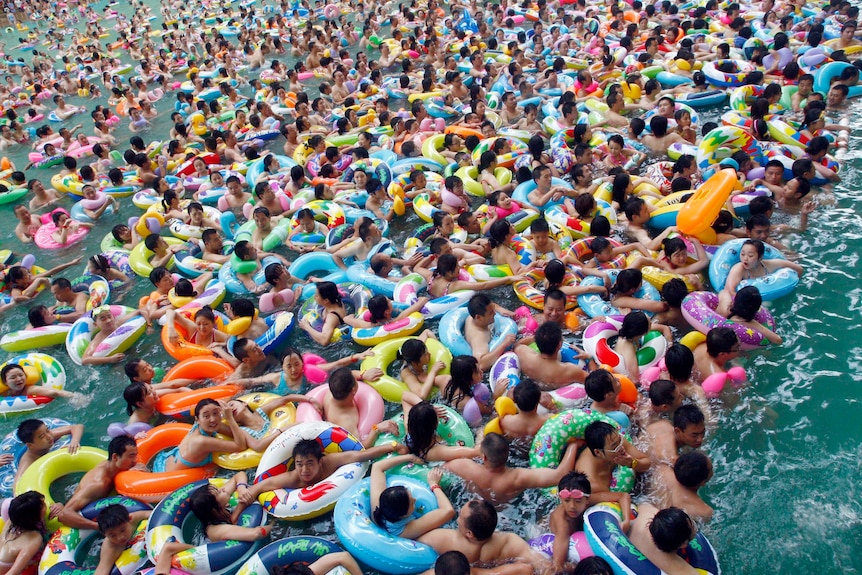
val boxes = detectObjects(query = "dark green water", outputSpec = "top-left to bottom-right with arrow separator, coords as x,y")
0,3 -> 860,574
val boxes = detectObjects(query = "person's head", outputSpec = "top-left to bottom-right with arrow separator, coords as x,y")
572,556 -> 614,575
706,326 -> 740,359
481,433 -> 511,471
624,197 -> 649,224
458,499 -> 497,541
446,355 -> 480,404
406,401 -> 438,457
649,507 -> 697,552
292,438 -> 325,483
97,504 -> 133,546
674,451 -> 713,488
584,421 -> 624,459
467,293 -> 494,324
611,268 -> 643,297
512,380 -> 541,412
434,551 -> 470,575
328,366 -> 357,400
585,369 -> 619,405
373,481 -> 414,526
543,288 -> 567,325
190,483 -> 232,529
739,239 -> 765,268
648,378 -> 682,412
557,471 -> 591,520
673,404 -> 706,448
619,311 -> 650,340
664,343 -> 694,382
534,321 -> 563,355
590,237 -> 613,262
16,418 -> 54,452
108,435 -> 138,470
729,285 -> 763,322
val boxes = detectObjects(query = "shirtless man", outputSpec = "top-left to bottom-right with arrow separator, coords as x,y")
240,436 -> 402,504
55,436 -> 141,529
444,432 -> 577,505
693,327 -> 740,381
201,228 -> 231,264
515,322 -> 592,388
332,218 -> 384,268
651,451 -> 714,523
14,204 -> 42,242
623,198 -> 678,250
575,421 -> 649,521
628,505 -> 702,574
497,381 -> 549,440
526,165 -> 573,209
646,404 -> 707,465
50,277 -> 89,322
418,499 -> 545,569
6,418 -> 83,489
641,116 -> 687,153
464,294 -> 517,371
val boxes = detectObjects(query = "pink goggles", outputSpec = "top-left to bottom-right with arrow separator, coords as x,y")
559,489 -> 589,499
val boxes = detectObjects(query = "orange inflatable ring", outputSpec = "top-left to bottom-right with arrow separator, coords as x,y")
163,355 -> 234,382
444,125 -> 484,140
156,382 -> 242,419
565,237 -> 627,271
114,423 -> 215,503
138,290 -> 163,309
160,309 -> 227,362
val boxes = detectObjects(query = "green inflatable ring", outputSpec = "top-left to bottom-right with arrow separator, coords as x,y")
529,409 -> 635,493
373,405 -> 473,485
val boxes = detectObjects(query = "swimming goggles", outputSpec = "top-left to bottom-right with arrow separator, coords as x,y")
558,489 -> 589,499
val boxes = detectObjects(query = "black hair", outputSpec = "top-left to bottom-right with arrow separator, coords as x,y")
97,503 -> 131,533
513,380 -> 541,411
662,278 -> 688,309
444,355 -> 478,406
648,379 -> 678,408
673,404 -> 705,430
16,419 -> 44,443
435,551 -> 470,575
585,369 -> 616,402
8,491 -> 45,532
328,367 -> 356,400
674,451 -> 711,488
584,420 -> 618,454
108,435 -> 136,459
649,507 -> 695,552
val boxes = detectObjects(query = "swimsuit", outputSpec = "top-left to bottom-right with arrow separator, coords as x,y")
242,408 -> 272,440
160,423 -> 216,469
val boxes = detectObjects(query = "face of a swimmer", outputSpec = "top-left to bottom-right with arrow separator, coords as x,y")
739,244 -> 761,268
560,490 -> 590,519
284,353 -> 304,381
543,297 -> 566,324
658,99 -> 674,117
253,210 -> 271,230
195,315 -> 215,337
668,247 -> 689,267
95,310 -> 116,330
196,402 -> 222,432
675,421 -> 706,448
228,180 -> 243,195
103,519 -> 134,547
25,423 -> 55,451
536,169 -> 552,190
113,444 -> 139,470
295,454 -> 322,484
748,224 -> 770,242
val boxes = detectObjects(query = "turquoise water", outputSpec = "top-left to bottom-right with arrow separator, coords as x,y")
0,2 -> 861,574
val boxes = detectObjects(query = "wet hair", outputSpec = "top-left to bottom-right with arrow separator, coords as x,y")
405,401 -> 438,459
591,215 -> 611,237
28,306 -> 50,328
649,507 -> 695,552
481,433 -> 509,467
512,380 -> 541,411
445,355 -> 479,406
674,451 -> 711,488
108,435 -> 136,459
464,499 -> 497,540
373,484 -> 411,526
190,483 -> 232,530
230,298 -> 256,318
664,343 -> 694,381
488,219 -> 513,249
742,239 -> 765,258
328,367 -> 356,400
673,404 -> 705,431
467,293 -> 492,318
8,491 -> 45,532
706,326 -> 738,357
397,338 -> 427,365
434,551 -> 470,575
534,321 -> 563,355
729,285 -> 763,321
545,288 -> 567,307
662,278 -> 688,308
123,381 -> 149,416
611,268 -> 643,296
624,197 -> 646,220
16,419 -> 44,444
435,253 -> 459,277
294,438 -> 324,460
97,503 -> 131,533
584,420 -> 618,454
572,556 -> 614,575
316,281 -> 343,305
558,470 -> 591,495
649,379 -> 678,408
585,369 -> 617,402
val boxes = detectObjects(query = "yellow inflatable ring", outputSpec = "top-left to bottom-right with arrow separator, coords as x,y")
360,336 -> 452,402
214,392 -> 297,470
